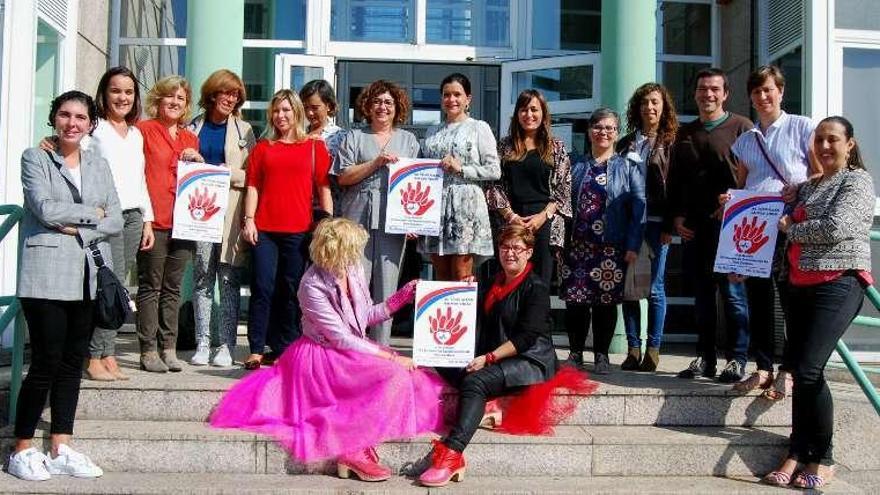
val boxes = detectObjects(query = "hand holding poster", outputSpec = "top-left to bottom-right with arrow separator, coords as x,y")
172,161 -> 231,243
412,281 -> 478,367
713,189 -> 785,278
385,158 -> 443,236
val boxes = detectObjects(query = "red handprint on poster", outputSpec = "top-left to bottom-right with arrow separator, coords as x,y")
733,216 -> 769,254
400,181 -> 435,216
188,186 -> 221,222
429,306 -> 468,346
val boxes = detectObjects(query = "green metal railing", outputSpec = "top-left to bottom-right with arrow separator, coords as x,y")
0,204 -> 24,424
841,230 -> 880,415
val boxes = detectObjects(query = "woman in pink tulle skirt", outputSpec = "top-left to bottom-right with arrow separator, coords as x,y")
210,218 -> 449,481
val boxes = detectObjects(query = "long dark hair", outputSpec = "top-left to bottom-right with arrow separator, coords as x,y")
48,90 -> 98,133
624,82 -> 678,147
299,79 -> 338,117
819,116 -> 866,171
506,89 -> 553,164
95,66 -> 141,125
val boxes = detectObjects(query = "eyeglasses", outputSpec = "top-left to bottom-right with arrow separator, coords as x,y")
216,90 -> 240,101
591,125 -> 618,134
371,98 -> 395,108
499,244 -> 530,255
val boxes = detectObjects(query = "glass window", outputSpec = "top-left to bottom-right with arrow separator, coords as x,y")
661,61 -> 710,116
244,0 -> 306,40
843,47 -> 880,194
331,0 -> 415,43
510,66 -> 593,104
119,45 -> 187,95
34,21 -> 61,144
835,0 -> 880,30
661,1 -> 711,56
532,0 -> 601,52
426,0 -> 510,47
120,0 -> 187,38
771,47 -> 803,115
411,87 -> 442,124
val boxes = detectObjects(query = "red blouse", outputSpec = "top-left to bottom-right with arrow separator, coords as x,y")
246,138 -> 330,234
137,119 -> 199,230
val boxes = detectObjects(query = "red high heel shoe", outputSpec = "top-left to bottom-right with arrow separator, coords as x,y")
418,440 -> 466,487
337,447 -> 392,482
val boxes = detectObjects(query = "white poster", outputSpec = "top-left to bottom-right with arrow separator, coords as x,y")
172,161 -> 231,243
412,281 -> 478,368
714,189 -> 785,278
385,158 -> 443,236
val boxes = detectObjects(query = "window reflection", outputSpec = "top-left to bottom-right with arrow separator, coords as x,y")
331,0 -> 415,43
532,0 -> 601,52
426,0 -> 510,47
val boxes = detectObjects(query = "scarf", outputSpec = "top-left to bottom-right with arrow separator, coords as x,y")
483,262 -> 533,314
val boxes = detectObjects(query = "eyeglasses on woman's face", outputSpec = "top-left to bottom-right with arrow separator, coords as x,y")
499,243 -> 530,255
590,125 -> 618,135
371,97 -> 395,108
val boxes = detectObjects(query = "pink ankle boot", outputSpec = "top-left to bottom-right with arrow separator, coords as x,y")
337,447 -> 392,482
418,440 -> 466,487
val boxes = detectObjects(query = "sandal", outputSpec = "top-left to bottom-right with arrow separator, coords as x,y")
733,370 -> 773,392
243,354 -> 263,370
792,471 -> 829,489
760,470 -> 792,486
762,370 -> 793,401
479,399 -> 503,429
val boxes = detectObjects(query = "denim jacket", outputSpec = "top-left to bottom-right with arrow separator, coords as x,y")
571,153 -> 646,252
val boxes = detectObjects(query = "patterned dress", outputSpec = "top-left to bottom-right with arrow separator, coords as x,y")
419,117 -> 501,258
560,160 -> 626,305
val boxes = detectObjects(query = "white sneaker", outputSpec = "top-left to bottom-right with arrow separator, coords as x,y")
6,447 -> 51,481
190,343 -> 210,366
45,444 -> 103,478
211,344 -> 233,367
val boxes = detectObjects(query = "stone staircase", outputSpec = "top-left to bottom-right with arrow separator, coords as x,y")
1,332 -> 879,493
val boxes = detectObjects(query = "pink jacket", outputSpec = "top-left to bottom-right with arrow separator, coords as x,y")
297,264 -> 390,355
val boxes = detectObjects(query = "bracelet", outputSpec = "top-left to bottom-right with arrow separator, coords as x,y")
485,352 -> 497,365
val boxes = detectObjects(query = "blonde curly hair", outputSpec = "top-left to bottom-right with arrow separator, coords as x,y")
309,218 -> 369,276
145,75 -> 193,124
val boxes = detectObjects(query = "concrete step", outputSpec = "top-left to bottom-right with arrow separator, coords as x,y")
0,472 -> 873,494
0,420 -> 795,477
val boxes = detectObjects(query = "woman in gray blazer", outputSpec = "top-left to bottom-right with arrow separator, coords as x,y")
7,91 -> 122,481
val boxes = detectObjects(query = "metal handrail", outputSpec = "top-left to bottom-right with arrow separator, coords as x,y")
0,204 -> 24,424
840,230 -> 880,415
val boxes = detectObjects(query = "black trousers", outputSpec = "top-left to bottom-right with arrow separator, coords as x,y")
440,365 -> 518,452
786,274 -> 864,465
745,234 -> 792,372
15,298 -> 94,438
515,202 -> 553,287
565,303 -> 617,356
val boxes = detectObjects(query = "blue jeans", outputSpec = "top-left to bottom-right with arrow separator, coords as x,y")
686,223 -> 750,366
247,232 -> 305,355
623,221 -> 669,349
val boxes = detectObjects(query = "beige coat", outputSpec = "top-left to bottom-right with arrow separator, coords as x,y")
191,114 -> 256,267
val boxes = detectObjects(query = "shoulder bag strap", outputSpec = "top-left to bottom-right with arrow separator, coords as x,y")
752,133 -> 789,185
45,149 -> 83,204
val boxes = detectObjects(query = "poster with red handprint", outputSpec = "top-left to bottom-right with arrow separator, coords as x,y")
412,281 -> 478,367
385,158 -> 443,236
714,189 -> 785,278
172,161 -> 230,242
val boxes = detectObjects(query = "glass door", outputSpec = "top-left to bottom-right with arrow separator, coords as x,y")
273,53 -> 336,92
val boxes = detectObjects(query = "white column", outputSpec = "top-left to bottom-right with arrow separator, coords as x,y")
804,0 -> 832,118
0,0 -> 37,334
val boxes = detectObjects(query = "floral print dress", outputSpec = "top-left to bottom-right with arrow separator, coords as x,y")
560,160 -> 626,305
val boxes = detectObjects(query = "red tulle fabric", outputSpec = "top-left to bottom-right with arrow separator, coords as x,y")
495,365 -> 598,435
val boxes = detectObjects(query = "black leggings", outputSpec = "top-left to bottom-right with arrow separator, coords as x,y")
15,298 -> 94,438
440,365 -> 518,453
565,303 -> 617,356
786,275 -> 864,465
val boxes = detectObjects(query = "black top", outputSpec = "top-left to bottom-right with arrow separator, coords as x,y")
503,150 -> 552,211
617,132 -> 672,232
478,271 -> 557,388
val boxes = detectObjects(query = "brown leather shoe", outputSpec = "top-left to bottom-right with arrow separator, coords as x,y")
140,351 -> 168,373
639,347 -> 660,372
161,349 -> 183,372
101,356 -> 129,381
620,347 -> 641,371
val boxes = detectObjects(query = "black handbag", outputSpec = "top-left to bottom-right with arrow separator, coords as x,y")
88,242 -> 134,329
45,150 -> 133,328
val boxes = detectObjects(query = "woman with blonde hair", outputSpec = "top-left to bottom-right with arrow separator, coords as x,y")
211,218 -> 447,482
188,69 -> 256,367
136,75 -> 204,373
240,89 -> 332,369
487,89 -> 571,286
